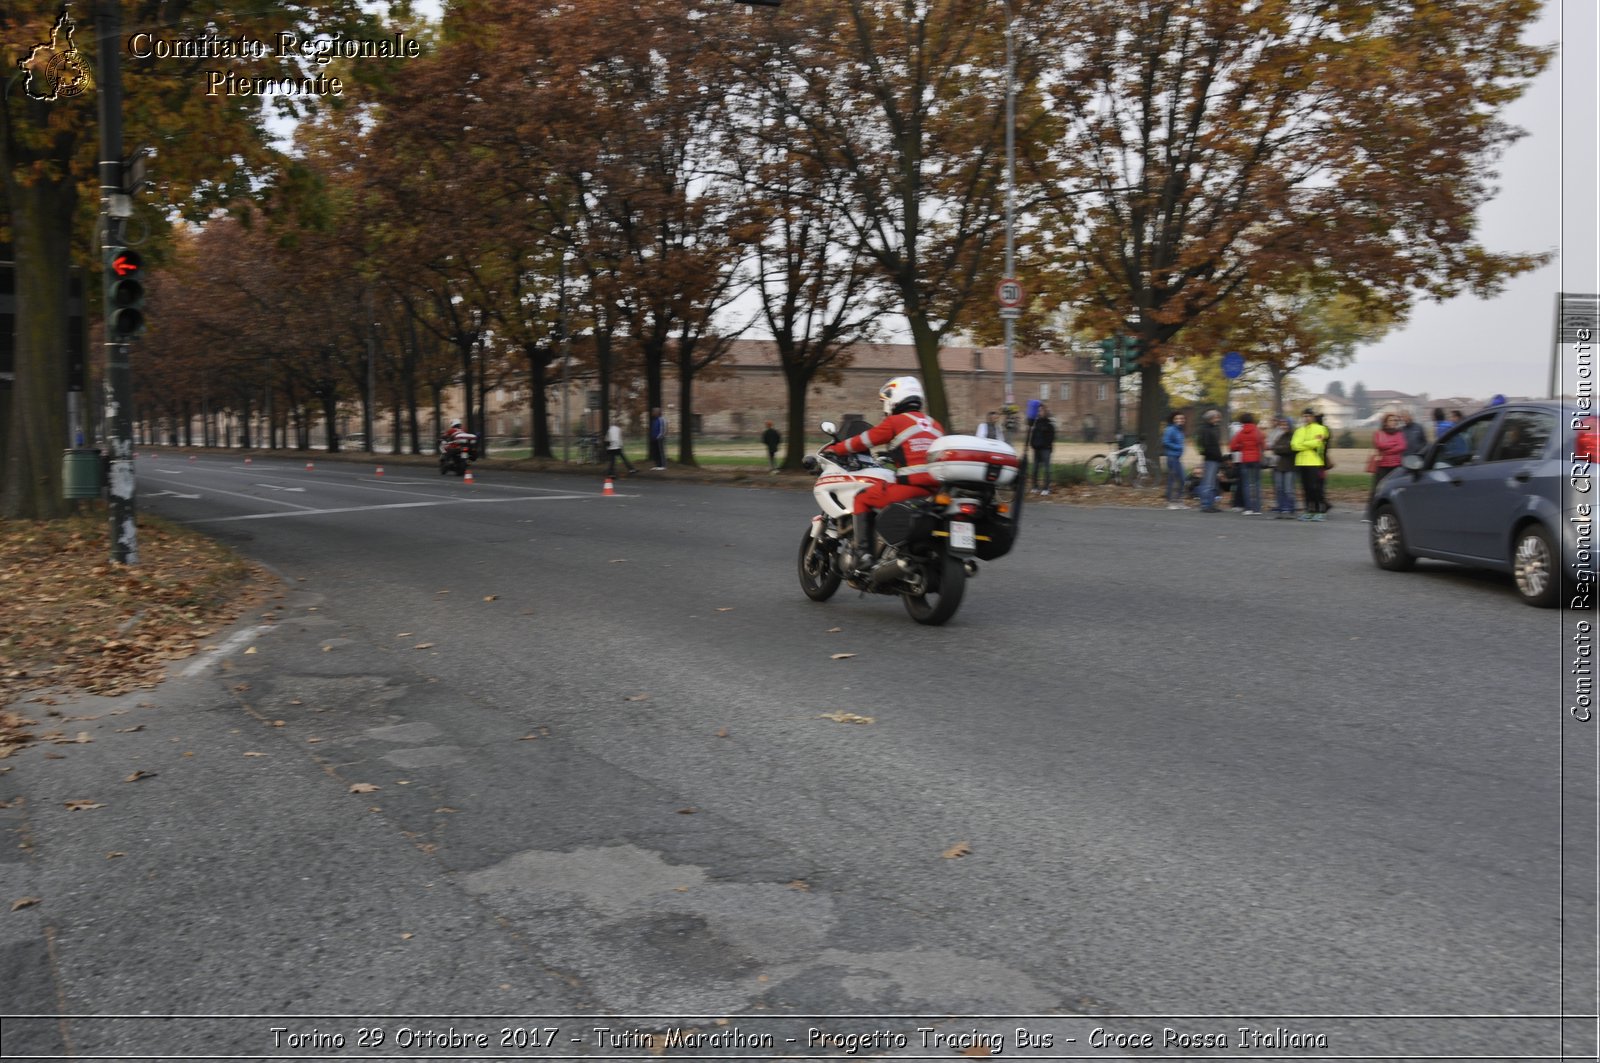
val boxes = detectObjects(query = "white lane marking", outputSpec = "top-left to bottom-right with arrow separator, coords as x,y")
181,624 -> 273,677
187,493 -> 602,523
254,484 -> 307,492
147,490 -> 202,499
142,476 -> 320,510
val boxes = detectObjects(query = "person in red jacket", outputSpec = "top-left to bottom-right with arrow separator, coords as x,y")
824,376 -> 945,576
1229,411 -> 1264,515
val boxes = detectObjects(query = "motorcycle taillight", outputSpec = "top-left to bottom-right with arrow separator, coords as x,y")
957,502 -> 980,517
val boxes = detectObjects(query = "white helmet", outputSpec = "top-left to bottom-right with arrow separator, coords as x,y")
879,376 -> 925,415
450,419 -> 462,428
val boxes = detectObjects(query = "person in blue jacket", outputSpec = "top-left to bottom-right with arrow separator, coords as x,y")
1162,412 -> 1188,510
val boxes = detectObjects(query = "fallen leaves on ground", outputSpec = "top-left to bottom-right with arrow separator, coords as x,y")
349,782 -> 380,794
0,513 -> 265,731
123,770 -> 157,783
818,711 -> 874,725
63,800 -> 103,811
11,897 -> 40,912
942,841 -> 972,859
830,653 -> 856,660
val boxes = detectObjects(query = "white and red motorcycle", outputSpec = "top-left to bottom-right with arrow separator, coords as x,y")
798,421 -> 1025,625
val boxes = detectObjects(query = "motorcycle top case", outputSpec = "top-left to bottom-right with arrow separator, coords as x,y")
926,434 -> 1019,486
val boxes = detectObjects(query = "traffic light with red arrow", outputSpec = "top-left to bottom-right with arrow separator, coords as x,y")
104,246 -> 145,340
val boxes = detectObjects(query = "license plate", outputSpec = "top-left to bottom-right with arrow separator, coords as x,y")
950,521 -> 976,552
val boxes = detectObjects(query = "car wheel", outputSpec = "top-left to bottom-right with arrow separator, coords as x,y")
1512,524 -> 1559,608
1370,505 -> 1415,572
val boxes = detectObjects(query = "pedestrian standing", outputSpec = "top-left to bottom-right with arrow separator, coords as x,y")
1230,412 -> 1264,514
605,421 -> 638,478
1197,409 -> 1225,512
1029,405 -> 1056,495
1431,406 -> 1454,442
762,420 -> 782,473
1291,408 -> 1329,520
1268,416 -> 1296,517
1366,412 -> 1408,518
977,411 -> 1002,442
649,408 -> 668,470
1162,412 -> 1188,509
1399,409 -> 1428,457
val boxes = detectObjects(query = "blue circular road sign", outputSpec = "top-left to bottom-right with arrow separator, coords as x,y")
1221,351 -> 1245,379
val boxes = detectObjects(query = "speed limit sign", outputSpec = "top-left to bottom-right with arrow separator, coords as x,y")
996,278 -> 1024,308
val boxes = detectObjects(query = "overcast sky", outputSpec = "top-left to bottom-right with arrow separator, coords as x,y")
1299,0 -> 1599,402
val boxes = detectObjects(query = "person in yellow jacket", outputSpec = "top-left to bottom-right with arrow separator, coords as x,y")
1290,409 -> 1330,521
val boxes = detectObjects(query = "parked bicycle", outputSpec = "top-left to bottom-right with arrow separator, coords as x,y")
1086,439 -> 1153,488
575,434 -> 601,464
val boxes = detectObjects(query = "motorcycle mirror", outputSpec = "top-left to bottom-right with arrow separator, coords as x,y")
820,420 -> 837,437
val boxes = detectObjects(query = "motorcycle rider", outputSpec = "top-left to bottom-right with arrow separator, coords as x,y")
442,418 -> 475,457
822,376 -> 945,577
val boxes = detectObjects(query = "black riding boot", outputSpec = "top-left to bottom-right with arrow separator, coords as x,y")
851,512 -> 876,576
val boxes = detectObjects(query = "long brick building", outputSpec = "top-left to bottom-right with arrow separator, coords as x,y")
511,340 -> 1129,444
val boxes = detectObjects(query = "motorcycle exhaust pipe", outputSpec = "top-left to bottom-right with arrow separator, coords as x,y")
963,559 -> 979,577
867,557 -> 911,587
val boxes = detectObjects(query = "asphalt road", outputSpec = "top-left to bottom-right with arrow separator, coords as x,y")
2,451 -> 1593,1060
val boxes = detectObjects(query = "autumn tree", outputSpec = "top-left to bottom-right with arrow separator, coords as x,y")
1037,0 -> 1549,447
752,0 -> 1057,429
1,0 -> 379,519
1166,272 -> 1397,418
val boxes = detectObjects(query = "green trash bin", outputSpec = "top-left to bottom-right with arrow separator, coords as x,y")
63,448 -> 104,500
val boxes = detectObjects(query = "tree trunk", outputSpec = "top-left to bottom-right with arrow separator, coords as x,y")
527,344 -> 554,459
0,142 -> 76,519
782,356 -> 812,471
906,316 -> 950,428
676,349 -> 695,467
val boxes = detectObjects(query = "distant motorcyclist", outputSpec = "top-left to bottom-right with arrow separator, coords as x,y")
822,376 -> 945,575
442,418 -> 475,457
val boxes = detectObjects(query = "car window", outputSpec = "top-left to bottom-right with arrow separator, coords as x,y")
1485,411 -> 1554,462
1434,413 -> 1498,467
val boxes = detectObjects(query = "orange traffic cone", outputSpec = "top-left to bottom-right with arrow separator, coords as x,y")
375,466 -> 384,477
603,477 -> 615,496
244,456 -> 252,465
464,470 -> 475,484
189,454 -> 196,462
305,461 -> 314,471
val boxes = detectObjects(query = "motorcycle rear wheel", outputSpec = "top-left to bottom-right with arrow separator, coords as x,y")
902,550 -> 966,625
797,528 -> 842,601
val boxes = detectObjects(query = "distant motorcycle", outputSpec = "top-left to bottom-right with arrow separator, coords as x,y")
439,432 -> 478,477
797,421 -> 1026,625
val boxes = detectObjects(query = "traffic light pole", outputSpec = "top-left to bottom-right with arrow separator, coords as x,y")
95,0 -> 136,563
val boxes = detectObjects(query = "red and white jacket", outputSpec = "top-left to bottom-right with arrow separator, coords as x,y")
832,411 -> 945,488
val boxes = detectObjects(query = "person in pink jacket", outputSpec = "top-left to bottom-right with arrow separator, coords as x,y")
1229,412 -> 1265,514
1367,411 -> 1409,517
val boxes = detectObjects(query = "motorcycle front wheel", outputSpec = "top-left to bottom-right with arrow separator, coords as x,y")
902,549 -> 966,625
797,527 -> 842,602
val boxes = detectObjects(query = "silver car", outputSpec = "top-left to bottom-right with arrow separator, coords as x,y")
1368,401 -> 1596,608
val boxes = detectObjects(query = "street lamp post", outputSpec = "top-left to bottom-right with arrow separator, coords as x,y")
1003,0 -> 1016,422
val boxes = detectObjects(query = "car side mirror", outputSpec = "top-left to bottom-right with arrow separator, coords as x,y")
1401,454 -> 1425,472
820,420 -> 837,437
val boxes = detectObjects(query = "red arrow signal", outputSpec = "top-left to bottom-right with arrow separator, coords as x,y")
112,254 -> 140,276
